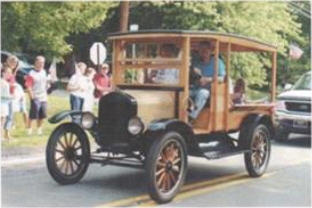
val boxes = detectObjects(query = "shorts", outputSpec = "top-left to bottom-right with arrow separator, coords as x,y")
29,99 -> 47,119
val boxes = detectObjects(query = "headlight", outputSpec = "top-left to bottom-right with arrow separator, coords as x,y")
81,112 -> 96,129
275,101 -> 286,111
128,117 -> 144,135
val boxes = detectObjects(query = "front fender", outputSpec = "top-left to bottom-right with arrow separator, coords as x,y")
48,110 -> 83,124
145,119 -> 199,154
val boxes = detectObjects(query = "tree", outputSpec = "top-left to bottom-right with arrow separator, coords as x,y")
127,1 -> 308,87
1,2 -> 117,60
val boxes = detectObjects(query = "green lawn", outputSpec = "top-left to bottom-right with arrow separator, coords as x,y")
2,88 -> 269,149
2,95 -> 70,148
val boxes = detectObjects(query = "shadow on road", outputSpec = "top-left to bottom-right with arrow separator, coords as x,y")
273,134 -> 311,149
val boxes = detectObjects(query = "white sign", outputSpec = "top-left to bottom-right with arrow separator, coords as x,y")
130,24 -> 139,31
90,42 -> 107,65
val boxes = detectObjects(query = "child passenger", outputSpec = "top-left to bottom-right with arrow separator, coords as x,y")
232,78 -> 246,104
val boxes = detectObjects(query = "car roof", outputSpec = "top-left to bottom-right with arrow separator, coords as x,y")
108,29 -> 277,52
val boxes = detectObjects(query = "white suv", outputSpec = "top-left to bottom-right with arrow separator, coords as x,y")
274,72 -> 311,141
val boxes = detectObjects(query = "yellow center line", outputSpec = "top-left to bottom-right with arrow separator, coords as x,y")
97,159 -> 310,207
97,172 -> 275,207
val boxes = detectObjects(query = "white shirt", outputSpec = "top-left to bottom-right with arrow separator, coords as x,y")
29,69 -> 48,101
68,73 -> 88,98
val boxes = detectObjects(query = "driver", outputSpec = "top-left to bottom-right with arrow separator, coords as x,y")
189,41 -> 226,121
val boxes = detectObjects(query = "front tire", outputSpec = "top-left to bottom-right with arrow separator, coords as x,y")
146,132 -> 188,204
46,123 -> 90,185
244,124 -> 271,177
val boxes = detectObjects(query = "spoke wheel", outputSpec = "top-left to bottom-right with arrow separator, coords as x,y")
146,132 -> 187,204
46,123 -> 90,184
244,124 -> 271,177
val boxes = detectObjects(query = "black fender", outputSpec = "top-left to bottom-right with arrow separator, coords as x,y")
48,110 -> 83,124
144,119 -> 199,154
238,114 -> 274,149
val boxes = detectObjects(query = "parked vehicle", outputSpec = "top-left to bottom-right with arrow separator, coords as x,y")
274,72 -> 311,141
46,30 -> 277,203
1,51 -> 33,88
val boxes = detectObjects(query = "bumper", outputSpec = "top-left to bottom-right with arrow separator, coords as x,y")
274,111 -> 311,134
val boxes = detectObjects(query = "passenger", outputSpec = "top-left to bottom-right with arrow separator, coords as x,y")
153,44 -> 179,85
232,78 -> 246,104
189,41 -> 226,121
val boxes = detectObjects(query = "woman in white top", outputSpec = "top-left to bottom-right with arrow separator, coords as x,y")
67,62 -> 88,123
83,67 -> 96,112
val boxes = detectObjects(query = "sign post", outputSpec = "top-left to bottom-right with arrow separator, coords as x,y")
90,42 -> 107,71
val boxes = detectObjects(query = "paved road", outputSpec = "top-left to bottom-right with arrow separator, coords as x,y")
2,134 -> 311,207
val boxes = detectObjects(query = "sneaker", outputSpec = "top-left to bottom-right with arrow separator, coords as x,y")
37,128 -> 43,135
27,128 -> 33,135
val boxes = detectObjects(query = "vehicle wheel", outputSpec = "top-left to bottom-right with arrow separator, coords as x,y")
244,124 -> 271,177
146,132 -> 188,204
46,123 -> 90,185
275,129 -> 289,142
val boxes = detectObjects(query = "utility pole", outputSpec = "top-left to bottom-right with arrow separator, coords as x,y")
120,1 -> 130,32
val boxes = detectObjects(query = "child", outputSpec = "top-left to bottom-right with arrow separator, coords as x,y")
232,78 -> 246,104
1,67 -> 14,140
12,82 -> 28,128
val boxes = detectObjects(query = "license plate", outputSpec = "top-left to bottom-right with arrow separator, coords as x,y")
293,120 -> 308,129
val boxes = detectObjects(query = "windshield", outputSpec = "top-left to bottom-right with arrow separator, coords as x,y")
293,73 -> 311,90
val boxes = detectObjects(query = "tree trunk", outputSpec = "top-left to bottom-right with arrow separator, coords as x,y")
120,1 -> 130,32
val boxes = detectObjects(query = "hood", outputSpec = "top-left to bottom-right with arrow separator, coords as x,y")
278,90 -> 312,101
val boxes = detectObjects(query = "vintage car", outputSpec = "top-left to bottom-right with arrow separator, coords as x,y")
274,71 -> 311,141
46,30 -> 277,203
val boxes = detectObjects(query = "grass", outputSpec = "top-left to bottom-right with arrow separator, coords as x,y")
2,88 -> 269,149
2,95 -> 70,148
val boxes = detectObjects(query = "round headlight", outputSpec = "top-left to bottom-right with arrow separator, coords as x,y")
128,117 -> 144,135
81,112 -> 95,129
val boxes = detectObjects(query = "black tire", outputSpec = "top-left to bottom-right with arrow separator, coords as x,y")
275,129 -> 289,142
146,131 -> 188,204
46,123 -> 90,185
244,124 -> 271,177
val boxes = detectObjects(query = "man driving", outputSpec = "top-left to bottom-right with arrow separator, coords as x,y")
189,41 -> 226,121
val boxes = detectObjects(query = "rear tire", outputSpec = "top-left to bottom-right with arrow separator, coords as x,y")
46,123 -> 90,185
244,124 -> 271,177
146,131 -> 188,204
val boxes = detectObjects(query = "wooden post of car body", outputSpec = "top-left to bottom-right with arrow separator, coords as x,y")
271,51 -> 277,102
211,40 -> 219,132
112,40 -> 122,88
180,36 -> 190,122
224,43 -> 231,131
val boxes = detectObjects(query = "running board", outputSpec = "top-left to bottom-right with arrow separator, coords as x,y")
203,148 -> 250,160
90,157 -> 144,169
197,139 -> 250,160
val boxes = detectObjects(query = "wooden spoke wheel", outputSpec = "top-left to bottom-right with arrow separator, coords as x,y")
46,123 -> 90,184
244,124 -> 271,177
146,132 -> 187,203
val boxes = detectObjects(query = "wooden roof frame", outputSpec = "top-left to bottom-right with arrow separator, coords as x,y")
108,30 -> 277,53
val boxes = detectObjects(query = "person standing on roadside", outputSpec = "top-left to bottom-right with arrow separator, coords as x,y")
2,55 -> 19,139
93,63 -> 111,99
1,67 -> 14,140
25,56 -> 49,136
83,67 -> 96,112
67,62 -> 88,123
